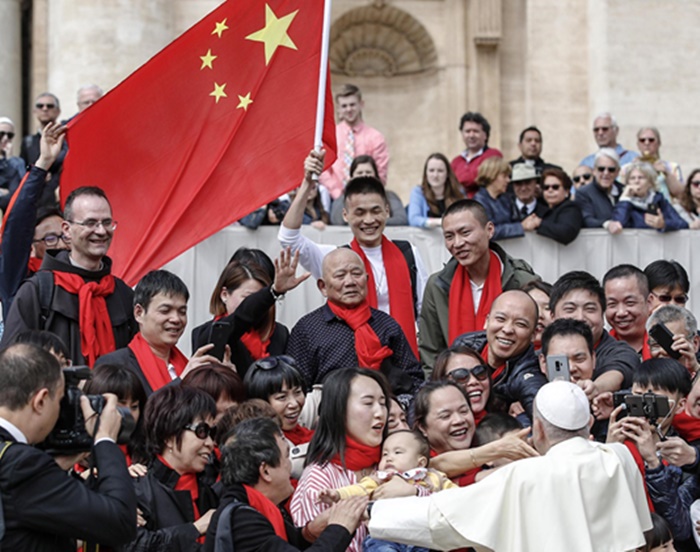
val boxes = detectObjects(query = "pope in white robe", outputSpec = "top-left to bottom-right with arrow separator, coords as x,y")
368,381 -> 653,552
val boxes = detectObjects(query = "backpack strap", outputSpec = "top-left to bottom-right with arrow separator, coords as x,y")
214,499 -> 254,552
34,271 -> 55,330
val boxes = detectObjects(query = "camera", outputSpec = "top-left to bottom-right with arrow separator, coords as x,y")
41,366 -> 136,455
612,391 -> 671,424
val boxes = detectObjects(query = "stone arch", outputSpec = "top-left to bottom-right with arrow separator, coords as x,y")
329,4 -> 437,77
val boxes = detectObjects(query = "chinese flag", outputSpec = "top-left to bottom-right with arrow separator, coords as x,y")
61,0 -> 336,285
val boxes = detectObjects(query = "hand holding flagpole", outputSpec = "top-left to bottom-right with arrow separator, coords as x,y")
312,0 -> 333,180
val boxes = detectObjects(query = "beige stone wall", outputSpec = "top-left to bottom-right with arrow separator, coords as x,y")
26,0 -> 700,198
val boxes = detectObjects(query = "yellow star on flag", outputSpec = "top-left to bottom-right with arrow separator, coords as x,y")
212,18 -> 229,38
237,92 -> 253,111
245,4 -> 298,65
200,49 -> 217,70
210,82 -> 227,103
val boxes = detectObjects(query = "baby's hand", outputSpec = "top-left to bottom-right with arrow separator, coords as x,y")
317,488 -> 341,505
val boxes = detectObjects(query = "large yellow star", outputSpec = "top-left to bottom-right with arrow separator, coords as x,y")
245,4 -> 298,65
210,82 -> 227,103
237,92 -> 253,111
200,49 -> 217,70
212,18 -> 228,38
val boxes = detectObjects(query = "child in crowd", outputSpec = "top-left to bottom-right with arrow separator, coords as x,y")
636,513 -> 675,552
473,412 -> 524,470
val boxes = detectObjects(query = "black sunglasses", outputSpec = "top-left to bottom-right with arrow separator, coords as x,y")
596,166 -> 617,174
253,355 -> 297,371
35,103 -> 56,109
184,422 -> 216,440
572,174 -> 592,184
447,365 -> 490,383
0,131 -> 15,140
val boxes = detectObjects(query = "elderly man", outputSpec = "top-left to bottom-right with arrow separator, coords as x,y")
508,126 -> 562,175
580,112 -> 639,168
418,199 -> 539,370
1,186 -> 136,365
451,112 -> 503,198
574,147 -> 624,228
286,248 -> 424,398
76,84 -> 103,112
367,380 -> 652,552
646,304 -> 700,376
205,417 -> 365,552
509,163 -> 547,228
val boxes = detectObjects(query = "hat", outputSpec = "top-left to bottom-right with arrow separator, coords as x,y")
535,381 -> 590,430
510,163 -> 539,183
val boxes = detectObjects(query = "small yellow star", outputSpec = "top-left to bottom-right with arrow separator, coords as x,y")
210,82 -> 227,103
245,4 -> 298,65
200,49 -> 217,70
237,92 -> 253,111
212,18 -> 229,38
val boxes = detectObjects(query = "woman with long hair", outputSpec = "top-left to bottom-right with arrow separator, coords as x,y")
408,153 -> 464,228
674,168 -> 700,229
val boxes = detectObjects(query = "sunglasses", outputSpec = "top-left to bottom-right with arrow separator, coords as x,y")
447,365 -> 490,383
252,355 -> 297,371
593,126 -> 611,132
572,174 -> 592,184
596,166 -> 617,173
0,131 -> 15,140
638,137 -> 656,144
651,291 -> 688,306
690,181 -> 700,188
543,184 -> 562,191
184,422 -> 216,440
35,103 -> 57,109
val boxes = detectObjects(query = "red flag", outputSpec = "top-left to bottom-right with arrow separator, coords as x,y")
61,0 -> 336,285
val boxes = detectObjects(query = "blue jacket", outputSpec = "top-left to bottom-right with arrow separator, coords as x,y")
612,192 -> 689,231
473,188 -> 524,240
646,461 -> 700,543
408,186 -> 438,227
574,179 -> 623,228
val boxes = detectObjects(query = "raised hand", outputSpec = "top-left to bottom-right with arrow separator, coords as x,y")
273,247 -> 310,294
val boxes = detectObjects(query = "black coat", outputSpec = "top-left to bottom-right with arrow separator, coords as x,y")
574,179 -> 623,228
0,426 -> 137,551
536,198 -> 583,245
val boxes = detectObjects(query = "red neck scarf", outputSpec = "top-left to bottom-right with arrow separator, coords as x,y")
128,332 -> 188,392
327,299 -> 393,369
53,271 -> 116,366
673,410 -> 700,442
609,329 -> 651,360
331,436 -> 381,471
482,343 -> 506,382
157,454 -> 202,520
240,329 -> 272,360
448,251 -> 502,344
474,409 -> 487,426
243,484 -> 287,541
283,425 -> 314,446
350,237 -> 418,356
27,257 -> 42,273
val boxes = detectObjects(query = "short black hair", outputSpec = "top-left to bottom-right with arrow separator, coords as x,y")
518,126 -> 542,143
473,412 -> 522,447
63,186 -> 110,222
602,264 -> 649,297
459,112 -> 491,141
221,417 -> 283,487
230,248 -> 275,281
11,330 -> 70,361
244,356 -> 306,399
644,260 -> 690,294
413,381 -> 470,432
343,176 -> 388,205
541,318 -> 594,357
144,385 -> 217,458
35,206 -> 63,228
642,514 -> 674,551
442,198 -> 489,226
550,271 -> 605,312
634,358 -> 692,398
0,343 -> 63,410
133,269 -> 189,310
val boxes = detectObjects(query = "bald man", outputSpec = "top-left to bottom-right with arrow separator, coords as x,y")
453,290 -> 547,423
287,249 -> 424,399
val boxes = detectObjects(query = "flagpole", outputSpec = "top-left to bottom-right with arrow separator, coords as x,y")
313,0 -> 332,151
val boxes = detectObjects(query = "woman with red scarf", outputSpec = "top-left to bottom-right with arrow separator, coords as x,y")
290,368 -> 396,552
191,248 -> 308,380
125,385 -> 219,551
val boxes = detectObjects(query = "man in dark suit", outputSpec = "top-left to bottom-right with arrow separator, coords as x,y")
0,342 -> 136,551
574,147 -> 624,228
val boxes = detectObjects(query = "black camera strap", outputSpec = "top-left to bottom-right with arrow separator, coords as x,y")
0,441 -> 14,545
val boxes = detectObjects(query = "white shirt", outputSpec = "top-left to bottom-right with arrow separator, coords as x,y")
0,417 -> 27,443
515,197 -> 537,217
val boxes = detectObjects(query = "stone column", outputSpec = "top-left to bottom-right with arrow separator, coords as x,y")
472,0 -> 502,149
0,0 -> 23,147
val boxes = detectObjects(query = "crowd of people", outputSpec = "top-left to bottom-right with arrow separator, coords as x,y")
0,83 -> 699,551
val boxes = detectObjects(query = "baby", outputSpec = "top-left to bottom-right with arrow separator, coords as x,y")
472,412 -> 524,469
319,430 -> 456,504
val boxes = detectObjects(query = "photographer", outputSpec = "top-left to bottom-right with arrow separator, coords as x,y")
0,343 -> 136,550
607,358 -> 700,549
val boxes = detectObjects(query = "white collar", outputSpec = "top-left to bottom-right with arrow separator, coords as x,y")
0,417 -> 28,444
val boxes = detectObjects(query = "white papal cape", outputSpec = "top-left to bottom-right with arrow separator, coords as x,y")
368,437 -> 652,552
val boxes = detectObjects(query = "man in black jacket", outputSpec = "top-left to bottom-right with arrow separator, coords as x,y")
0,342 -> 136,550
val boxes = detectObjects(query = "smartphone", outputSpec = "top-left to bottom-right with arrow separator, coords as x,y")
649,322 -> 682,360
646,203 -> 659,215
546,354 -> 570,382
207,320 -> 232,362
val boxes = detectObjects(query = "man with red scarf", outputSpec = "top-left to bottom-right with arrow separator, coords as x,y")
280,150 -> 427,357
286,248 -> 424,401
419,199 -> 539,370
96,269 -> 224,395
1,186 -> 136,364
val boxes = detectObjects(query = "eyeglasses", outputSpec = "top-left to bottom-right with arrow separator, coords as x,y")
639,137 -> 657,144
0,131 -> 15,140
35,103 -> 57,109
32,233 -> 68,247
252,355 -> 297,371
596,166 -> 617,173
67,218 -> 117,231
572,174 -> 592,184
184,422 -> 216,440
543,184 -> 562,191
651,291 -> 688,306
593,126 -> 611,132
690,181 -> 700,188
446,365 -> 490,383
512,180 -> 536,187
